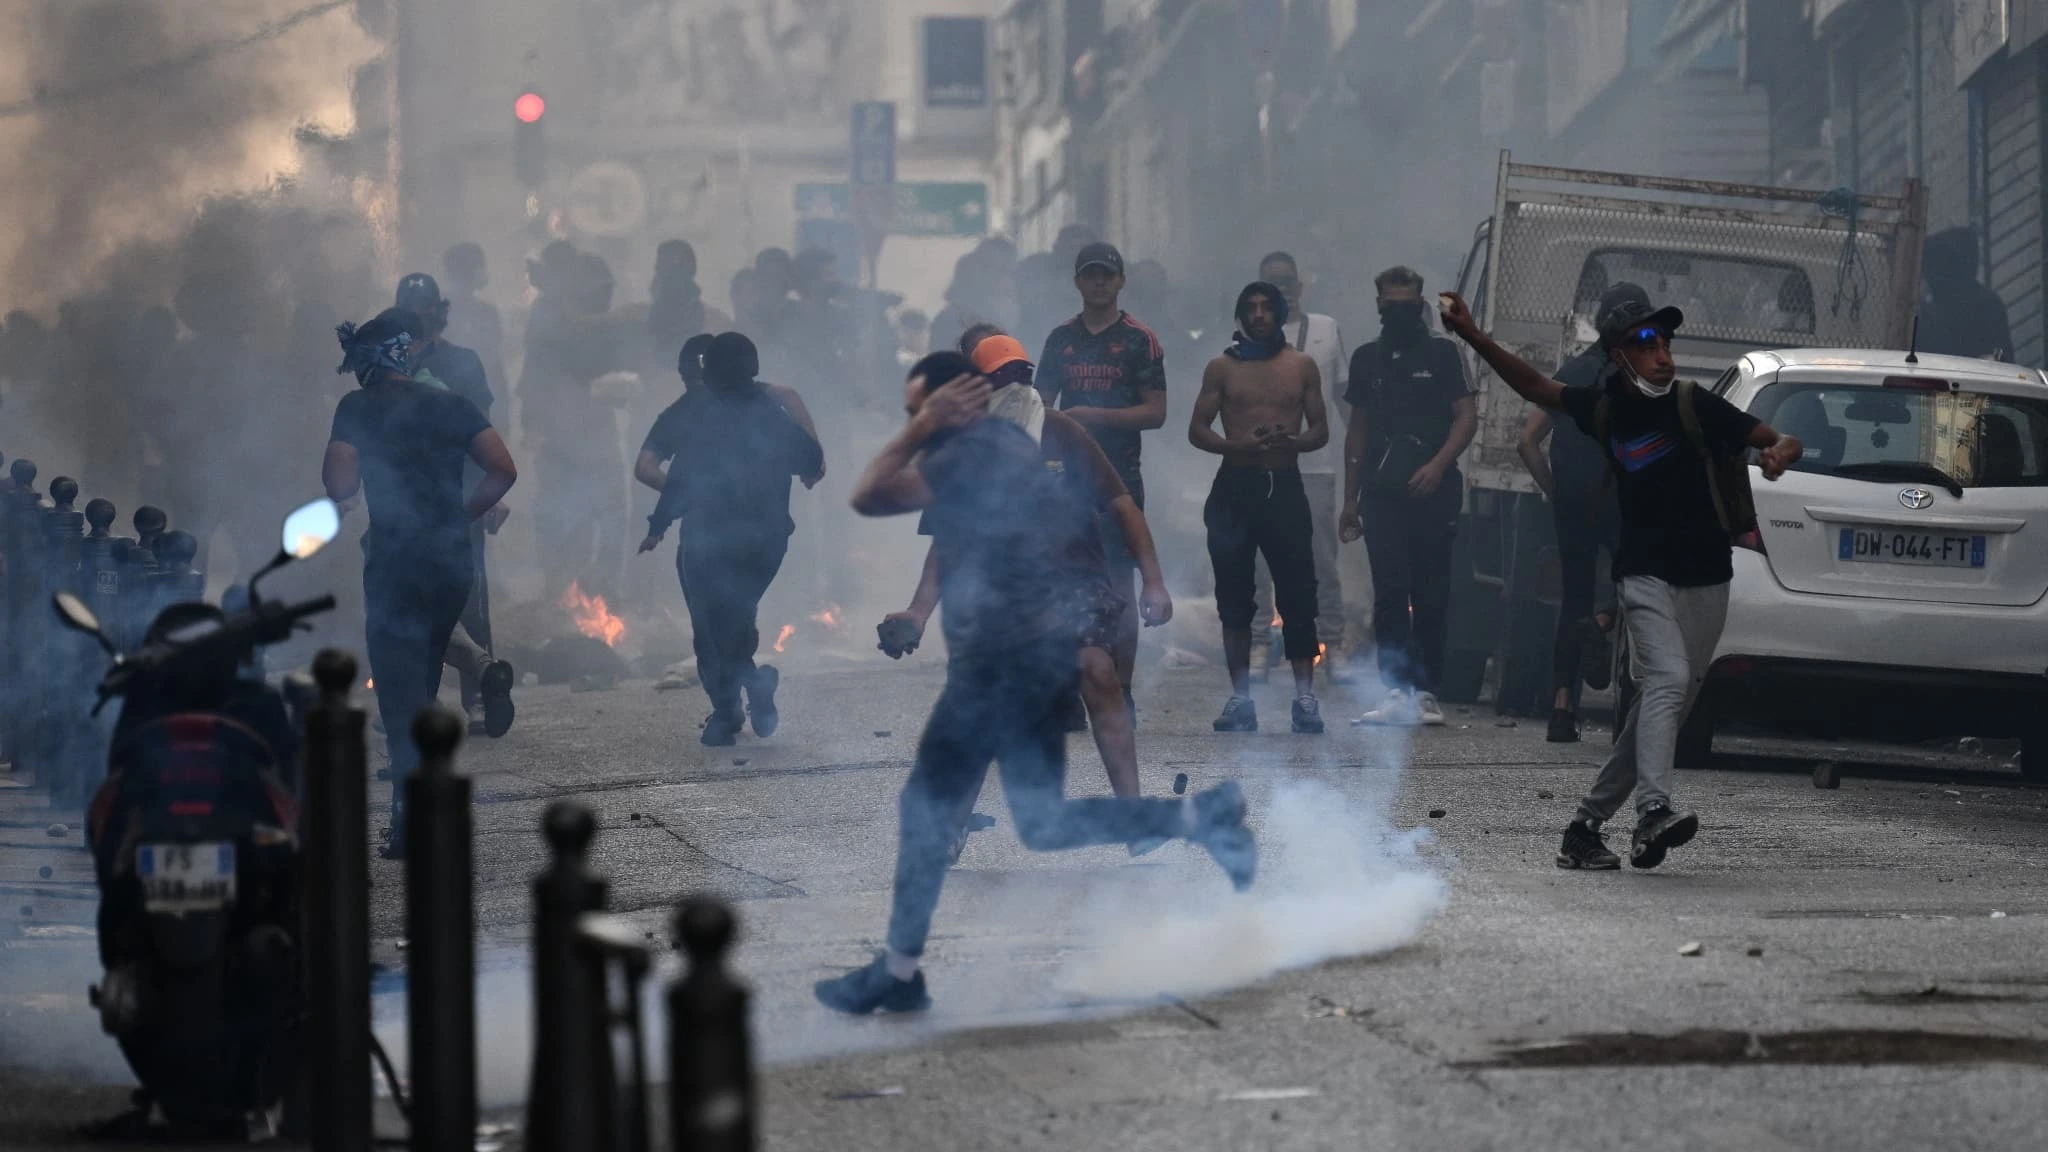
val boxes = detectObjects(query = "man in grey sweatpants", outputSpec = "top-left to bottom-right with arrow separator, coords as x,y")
1436,292 -> 1802,870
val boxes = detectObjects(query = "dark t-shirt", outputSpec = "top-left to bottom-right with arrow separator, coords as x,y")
645,384 -> 823,540
1345,335 -> 1471,495
1560,378 -> 1761,587
1036,312 -> 1167,500
329,380 -> 490,560
1549,348 -> 1613,501
918,409 -> 1129,583
919,420 -> 1070,661
411,340 -> 493,417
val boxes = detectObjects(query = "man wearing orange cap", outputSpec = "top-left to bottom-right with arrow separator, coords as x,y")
878,333 -> 1174,850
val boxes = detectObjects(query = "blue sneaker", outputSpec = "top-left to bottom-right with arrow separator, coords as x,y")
1191,781 -> 1257,890
814,955 -> 932,1015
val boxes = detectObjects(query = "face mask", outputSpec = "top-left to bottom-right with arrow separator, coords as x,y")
1623,361 -> 1671,398
1379,299 -> 1428,333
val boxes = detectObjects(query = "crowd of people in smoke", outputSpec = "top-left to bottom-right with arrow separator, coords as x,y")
1,187 -> 1810,1015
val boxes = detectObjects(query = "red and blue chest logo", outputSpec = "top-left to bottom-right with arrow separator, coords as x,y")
1612,430 -> 1675,473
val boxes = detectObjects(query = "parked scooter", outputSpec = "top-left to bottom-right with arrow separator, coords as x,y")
52,498 -> 341,1137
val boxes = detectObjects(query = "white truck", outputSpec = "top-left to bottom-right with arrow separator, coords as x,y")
1440,153 -> 1927,709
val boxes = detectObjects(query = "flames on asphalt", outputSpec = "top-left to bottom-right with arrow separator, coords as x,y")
773,603 -> 845,654
561,581 -> 626,647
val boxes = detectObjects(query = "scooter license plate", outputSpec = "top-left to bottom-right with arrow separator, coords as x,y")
135,842 -> 237,914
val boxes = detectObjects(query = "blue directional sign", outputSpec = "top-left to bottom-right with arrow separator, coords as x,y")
850,101 -> 897,186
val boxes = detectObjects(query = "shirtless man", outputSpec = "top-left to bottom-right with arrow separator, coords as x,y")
1189,281 -> 1331,734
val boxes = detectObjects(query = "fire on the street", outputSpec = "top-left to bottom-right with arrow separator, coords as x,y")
809,603 -> 844,634
773,624 -> 797,654
561,581 -> 626,647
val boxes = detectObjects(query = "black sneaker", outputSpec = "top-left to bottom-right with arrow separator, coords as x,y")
1630,803 -> 1699,870
481,660 -> 516,738
1556,818 -> 1619,870
814,955 -> 932,1016
1578,617 -> 1613,691
701,712 -> 743,747
1212,696 -> 1258,733
1291,695 -> 1325,734
1190,781 -> 1257,891
1060,691 -> 1088,733
747,665 -> 780,738
1547,708 -> 1580,744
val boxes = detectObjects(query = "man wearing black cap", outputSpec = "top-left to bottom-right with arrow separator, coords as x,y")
1517,282 -> 1646,744
637,332 -> 823,746
1189,281 -> 1331,735
1438,290 -> 1803,872
1036,241 -> 1169,707
1340,266 -> 1477,730
396,272 -> 517,737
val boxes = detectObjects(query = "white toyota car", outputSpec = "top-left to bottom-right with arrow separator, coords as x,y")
1675,348 -> 2048,782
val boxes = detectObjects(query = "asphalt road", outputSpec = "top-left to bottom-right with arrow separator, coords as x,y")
4,640 -> 2047,1151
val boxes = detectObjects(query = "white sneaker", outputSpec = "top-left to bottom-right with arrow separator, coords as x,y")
1416,692 -> 1447,727
1354,689 -> 1421,727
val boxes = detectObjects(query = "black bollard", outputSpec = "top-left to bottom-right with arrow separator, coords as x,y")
2,460 -> 42,773
668,898 -> 755,1152
526,803 -> 615,1152
404,707 -> 475,1152
39,479 -> 86,805
153,529 -> 204,605
302,650 -> 372,1152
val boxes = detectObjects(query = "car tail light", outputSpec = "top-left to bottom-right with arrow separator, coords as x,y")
1881,375 -> 1950,392
1735,528 -> 1766,555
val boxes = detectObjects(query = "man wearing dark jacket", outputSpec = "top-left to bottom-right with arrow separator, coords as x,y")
638,332 -> 824,745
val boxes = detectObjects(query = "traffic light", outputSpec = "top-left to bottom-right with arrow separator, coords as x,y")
513,90 -> 546,187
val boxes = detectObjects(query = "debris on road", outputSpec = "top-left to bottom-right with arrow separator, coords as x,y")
830,1086 -> 905,1101
1537,791 -> 1555,800
1679,942 -> 1704,957
1307,995 -> 1371,1020
1159,646 -> 1210,669
1990,910 -> 2008,919
37,866 -> 52,879
1428,809 -> 1446,819
874,730 -> 892,738
1222,1088 -> 1319,1102
1746,946 -> 1764,957
45,823 -> 67,837
734,759 -> 748,766
1173,772 -> 1189,795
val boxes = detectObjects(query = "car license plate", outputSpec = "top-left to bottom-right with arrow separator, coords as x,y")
1837,527 -> 1986,568
135,842 -> 236,914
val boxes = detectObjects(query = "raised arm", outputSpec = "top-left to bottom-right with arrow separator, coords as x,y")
1438,292 -> 1567,410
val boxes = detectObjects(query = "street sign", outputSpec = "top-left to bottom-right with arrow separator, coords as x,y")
850,101 -> 896,186
792,183 -> 989,238
924,17 -> 989,108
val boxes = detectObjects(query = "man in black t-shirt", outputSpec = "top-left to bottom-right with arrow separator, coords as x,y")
1517,283 -> 1644,744
323,307 -> 518,858
636,333 -> 823,747
1439,291 -> 1802,873
396,272 -> 516,739
815,354 -> 1253,1017
1036,242 -> 1168,704
1339,266 -> 1477,728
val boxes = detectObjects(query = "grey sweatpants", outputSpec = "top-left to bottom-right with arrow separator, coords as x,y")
1578,576 -> 1729,824
1252,472 -> 1347,647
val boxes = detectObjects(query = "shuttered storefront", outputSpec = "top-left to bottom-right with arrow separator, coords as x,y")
1983,49 -> 2044,367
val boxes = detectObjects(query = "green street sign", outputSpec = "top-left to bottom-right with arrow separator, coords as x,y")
794,182 -> 988,237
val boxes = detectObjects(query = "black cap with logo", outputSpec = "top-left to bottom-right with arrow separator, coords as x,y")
1074,242 -> 1125,277
1596,290 -> 1684,349
395,272 -> 447,314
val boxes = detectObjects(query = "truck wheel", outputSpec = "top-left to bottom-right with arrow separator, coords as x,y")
2022,727 -> 2048,786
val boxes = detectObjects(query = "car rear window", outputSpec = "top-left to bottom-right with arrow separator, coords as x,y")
1749,382 -> 2048,489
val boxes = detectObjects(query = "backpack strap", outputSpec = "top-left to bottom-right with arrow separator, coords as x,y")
1674,379 -> 1733,534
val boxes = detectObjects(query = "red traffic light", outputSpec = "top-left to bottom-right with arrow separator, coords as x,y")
514,92 -> 545,124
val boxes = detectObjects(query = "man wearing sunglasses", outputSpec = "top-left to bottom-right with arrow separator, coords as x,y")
1438,292 -> 1802,871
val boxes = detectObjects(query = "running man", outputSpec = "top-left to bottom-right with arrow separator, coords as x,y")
817,354 -> 1253,1015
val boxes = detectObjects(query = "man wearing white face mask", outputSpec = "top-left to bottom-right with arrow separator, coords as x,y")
1438,291 -> 1802,873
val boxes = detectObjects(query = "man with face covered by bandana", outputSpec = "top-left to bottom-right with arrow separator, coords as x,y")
1340,266 -> 1478,729
1190,281 -> 1332,735
323,307 -> 518,857
638,332 -> 824,746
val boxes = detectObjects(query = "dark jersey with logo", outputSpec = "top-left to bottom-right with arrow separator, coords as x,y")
1036,312 -> 1167,501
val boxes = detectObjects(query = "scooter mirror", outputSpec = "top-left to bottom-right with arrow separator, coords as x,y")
52,591 -> 104,638
281,498 -> 341,560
